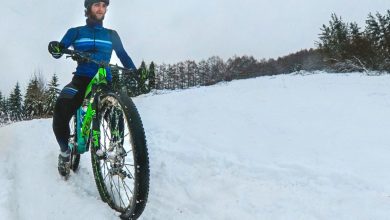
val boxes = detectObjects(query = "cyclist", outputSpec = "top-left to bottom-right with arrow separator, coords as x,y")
48,0 -> 137,176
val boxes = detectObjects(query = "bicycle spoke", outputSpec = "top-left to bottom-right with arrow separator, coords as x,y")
113,175 -> 126,208
124,165 -> 135,179
103,171 -> 109,182
100,121 -> 107,149
108,172 -> 116,205
103,162 -> 109,182
117,175 -> 127,208
123,179 -> 134,195
124,163 -> 134,167
103,120 -> 111,148
126,150 -> 133,155
120,178 -> 132,203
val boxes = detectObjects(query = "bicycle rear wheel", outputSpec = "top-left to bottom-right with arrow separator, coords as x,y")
91,92 -> 149,220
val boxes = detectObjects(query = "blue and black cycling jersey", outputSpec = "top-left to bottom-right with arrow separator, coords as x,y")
60,19 -> 136,81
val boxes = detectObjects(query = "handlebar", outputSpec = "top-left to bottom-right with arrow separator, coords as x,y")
61,48 -> 130,72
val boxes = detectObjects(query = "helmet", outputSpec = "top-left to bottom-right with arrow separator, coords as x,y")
84,0 -> 110,8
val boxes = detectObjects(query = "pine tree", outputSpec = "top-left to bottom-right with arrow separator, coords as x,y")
207,56 -> 227,83
198,60 -> 209,86
0,91 -> 4,123
365,13 -> 382,68
363,11 -> 390,70
377,11 -> 390,70
384,10 -> 390,70
24,75 -> 46,119
176,62 -> 186,89
138,61 -> 149,94
24,77 -> 37,119
318,13 -> 350,62
9,82 -> 23,122
0,91 -> 3,115
148,62 -> 156,90
45,74 -> 60,116
347,22 -> 374,70
376,13 -> 388,58
184,60 -> 197,87
111,68 -> 121,92
166,64 -> 176,89
0,95 -> 10,123
122,70 -> 138,97
155,64 -> 167,90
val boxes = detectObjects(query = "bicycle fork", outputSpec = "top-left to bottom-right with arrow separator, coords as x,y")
92,93 -> 101,151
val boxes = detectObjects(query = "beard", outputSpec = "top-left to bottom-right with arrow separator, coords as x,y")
90,13 -> 105,21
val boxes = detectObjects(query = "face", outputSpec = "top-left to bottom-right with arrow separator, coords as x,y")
90,2 -> 107,21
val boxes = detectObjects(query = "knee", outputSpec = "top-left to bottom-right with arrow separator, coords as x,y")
53,98 -> 74,126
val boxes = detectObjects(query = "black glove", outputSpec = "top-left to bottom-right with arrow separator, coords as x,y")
48,41 -> 64,59
71,52 -> 90,63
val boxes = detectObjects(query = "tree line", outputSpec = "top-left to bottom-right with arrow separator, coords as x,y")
148,10 -> 390,90
0,65 -> 156,125
0,73 -> 59,124
317,10 -> 390,72
152,49 -> 326,90
3,52 -> 317,124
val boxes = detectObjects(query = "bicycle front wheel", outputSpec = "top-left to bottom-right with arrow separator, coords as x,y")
90,92 -> 149,220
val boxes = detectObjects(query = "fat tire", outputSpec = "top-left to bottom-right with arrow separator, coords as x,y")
91,91 -> 150,220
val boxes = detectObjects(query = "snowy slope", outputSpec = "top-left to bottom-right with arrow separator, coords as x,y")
1,72 -> 390,219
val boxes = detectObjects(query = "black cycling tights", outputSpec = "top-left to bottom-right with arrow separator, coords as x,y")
53,75 -> 91,152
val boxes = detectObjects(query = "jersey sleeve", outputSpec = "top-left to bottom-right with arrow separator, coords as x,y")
112,30 -> 137,71
60,28 -> 78,49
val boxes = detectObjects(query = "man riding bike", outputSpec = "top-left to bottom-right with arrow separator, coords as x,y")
48,0 -> 137,177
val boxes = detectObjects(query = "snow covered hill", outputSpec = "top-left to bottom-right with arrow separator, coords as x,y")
1,72 -> 390,219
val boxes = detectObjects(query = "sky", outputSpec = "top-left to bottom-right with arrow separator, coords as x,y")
0,0 -> 389,95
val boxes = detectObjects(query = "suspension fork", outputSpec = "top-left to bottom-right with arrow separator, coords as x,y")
90,67 -> 108,151
91,90 -> 101,150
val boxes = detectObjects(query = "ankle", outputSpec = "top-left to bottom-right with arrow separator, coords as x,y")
60,149 -> 70,158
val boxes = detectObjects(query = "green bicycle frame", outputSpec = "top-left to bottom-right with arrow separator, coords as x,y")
71,67 -> 108,154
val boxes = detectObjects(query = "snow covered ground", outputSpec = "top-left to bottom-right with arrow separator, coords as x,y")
1,72 -> 390,219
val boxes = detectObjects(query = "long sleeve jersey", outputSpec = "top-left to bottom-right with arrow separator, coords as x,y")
60,19 -> 136,81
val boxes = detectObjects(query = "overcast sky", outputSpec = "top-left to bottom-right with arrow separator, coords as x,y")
0,0 -> 389,95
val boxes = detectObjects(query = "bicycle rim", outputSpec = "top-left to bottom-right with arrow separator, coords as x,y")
91,92 -> 149,218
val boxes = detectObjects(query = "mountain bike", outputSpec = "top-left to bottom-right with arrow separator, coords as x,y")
61,48 -> 149,220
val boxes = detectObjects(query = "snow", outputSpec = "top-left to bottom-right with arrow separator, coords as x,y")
1,72 -> 390,219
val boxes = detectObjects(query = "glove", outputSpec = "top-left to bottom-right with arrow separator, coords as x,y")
48,41 -> 64,59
